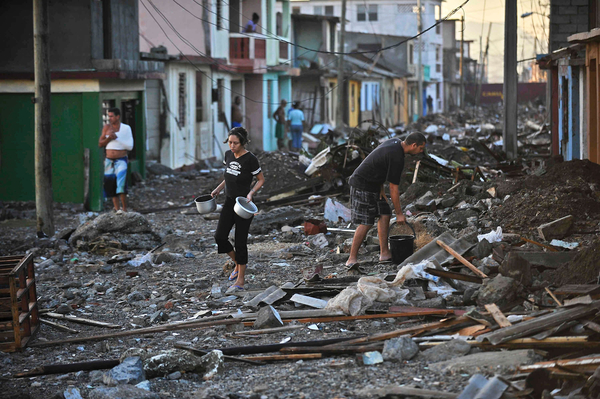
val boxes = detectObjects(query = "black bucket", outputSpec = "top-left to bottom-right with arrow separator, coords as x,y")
389,223 -> 416,264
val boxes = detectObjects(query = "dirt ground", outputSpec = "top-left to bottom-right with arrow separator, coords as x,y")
1,148 -> 600,398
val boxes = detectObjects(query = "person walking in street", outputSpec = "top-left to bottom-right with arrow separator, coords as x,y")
426,95 -> 434,115
98,107 -> 134,212
232,96 -> 243,128
273,99 -> 287,150
345,132 -> 426,267
211,127 -> 265,293
287,101 -> 305,152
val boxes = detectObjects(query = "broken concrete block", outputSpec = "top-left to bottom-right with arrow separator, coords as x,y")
144,349 -> 223,379
419,339 -> 471,363
290,294 -> 328,309
467,238 -> 492,259
476,275 -> 520,308
89,385 -> 161,399
382,335 -> 419,362
537,215 -> 573,241
415,191 -> 437,212
309,233 -> 329,249
153,252 -> 178,264
103,357 -> 146,386
359,351 -> 384,365
499,252 -> 533,286
64,387 -> 83,399
253,305 -> 284,329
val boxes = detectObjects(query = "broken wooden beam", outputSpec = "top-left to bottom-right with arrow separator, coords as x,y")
436,240 -> 488,278
44,312 -> 121,329
215,336 -> 366,356
477,301 -> 600,345
280,342 -> 383,355
424,267 -> 483,284
30,318 -> 242,347
14,359 -> 119,378
40,318 -> 80,334
241,353 -> 322,361
484,304 -> 512,328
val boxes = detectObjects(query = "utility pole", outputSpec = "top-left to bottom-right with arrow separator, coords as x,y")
459,16 -> 464,109
33,0 -> 54,237
503,0 -> 518,159
336,0 -> 346,128
417,0 -> 423,119
476,23 -> 492,109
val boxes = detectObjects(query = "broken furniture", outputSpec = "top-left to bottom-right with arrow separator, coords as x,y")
0,254 -> 40,352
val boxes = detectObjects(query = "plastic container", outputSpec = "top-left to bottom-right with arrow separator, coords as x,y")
389,223 -> 416,264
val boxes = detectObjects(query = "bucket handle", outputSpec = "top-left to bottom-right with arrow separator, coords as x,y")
393,220 -> 416,238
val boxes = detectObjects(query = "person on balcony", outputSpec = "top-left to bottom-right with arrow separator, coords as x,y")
243,13 -> 260,33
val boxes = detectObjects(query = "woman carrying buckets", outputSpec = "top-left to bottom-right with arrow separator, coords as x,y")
345,132 -> 426,268
211,127 -> 265,293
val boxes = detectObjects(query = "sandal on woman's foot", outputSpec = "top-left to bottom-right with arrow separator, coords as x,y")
228,270 -> 239,281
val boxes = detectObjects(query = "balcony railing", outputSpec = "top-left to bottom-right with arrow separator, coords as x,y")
229,33 -> 267,60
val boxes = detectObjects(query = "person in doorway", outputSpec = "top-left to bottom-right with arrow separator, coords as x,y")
345,132 -> 426,267
426,95 -> 434,114
211,127 -> 265,293
287,101 -> 305,152
98,107 -> 134,212
232,96 -> 243,128
273,99 -> 287,150
243,13 -> 260,33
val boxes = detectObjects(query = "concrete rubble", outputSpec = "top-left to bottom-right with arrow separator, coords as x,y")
3,105 -> 600,398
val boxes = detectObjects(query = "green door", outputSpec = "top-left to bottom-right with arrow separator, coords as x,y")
0,93 -> 84,203
51,94 -> 84,203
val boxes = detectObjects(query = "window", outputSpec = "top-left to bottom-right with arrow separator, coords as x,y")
398,4 -> 413,13
357,4 -> 366,21
357,4 -> 377,22
436,45 -> 440,62
292,6 -> 300,14
408,43 -> 413,65
102,100 -> 116,125
368,5 -> 377,21
179,73 -> 187,127
217,78 -> 224,118
325,5 -> 334,16
314,6 -> 323,15
360,82 -> 380,112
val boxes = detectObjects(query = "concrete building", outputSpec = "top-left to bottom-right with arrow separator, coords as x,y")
0,0 -> 163,211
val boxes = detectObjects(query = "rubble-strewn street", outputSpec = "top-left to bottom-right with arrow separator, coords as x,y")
3,109 -> 600,399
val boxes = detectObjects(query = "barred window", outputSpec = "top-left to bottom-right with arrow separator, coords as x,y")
178,73 -> 187,127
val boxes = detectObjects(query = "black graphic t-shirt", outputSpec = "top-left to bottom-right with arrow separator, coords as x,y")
348,138 -> 405,193
223,150 -> 261,199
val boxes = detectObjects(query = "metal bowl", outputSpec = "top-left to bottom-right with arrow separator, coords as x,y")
195,195 -> 217,214
234,197 -> 258,219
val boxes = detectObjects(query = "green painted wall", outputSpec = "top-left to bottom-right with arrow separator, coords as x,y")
0,94 -> 36,201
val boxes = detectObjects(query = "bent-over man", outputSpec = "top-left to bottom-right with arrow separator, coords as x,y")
98,107 -> 134,212
346,132 -> 426,267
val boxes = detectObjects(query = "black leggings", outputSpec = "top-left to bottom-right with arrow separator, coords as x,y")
214,196 -> 253,265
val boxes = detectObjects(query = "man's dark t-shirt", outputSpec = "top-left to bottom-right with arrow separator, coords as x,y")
222,150 -> 261,198
348,139 -> 405,193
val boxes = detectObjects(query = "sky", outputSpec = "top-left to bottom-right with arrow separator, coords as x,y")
441,0 -> 550,83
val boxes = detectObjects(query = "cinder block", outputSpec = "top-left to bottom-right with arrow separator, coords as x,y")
558,24 -> 581,34
559,6 -> 578,14
552,15 -> 571,24
572,0 -> 589,5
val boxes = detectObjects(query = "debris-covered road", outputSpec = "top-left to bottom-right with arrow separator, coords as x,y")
2,108 -> 600,399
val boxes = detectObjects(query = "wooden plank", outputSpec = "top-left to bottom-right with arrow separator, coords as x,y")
425,268 -> 483,284
477,301 -> 600,345
519,236 -> 559,252
44,313 -> 120,329
545,287 -> 563,306
519,356 -> 600,372
554,285 -> 600,296
421,337 -> 597,349
280,343 -> 383,354
40,318 -> 79,334
436,240 -> 488,278
484,304 -> 512,328
564,295 -> 592,307
242,353 -> 322,361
